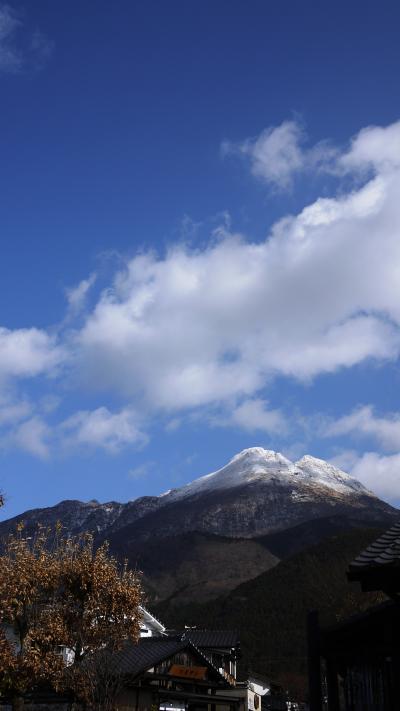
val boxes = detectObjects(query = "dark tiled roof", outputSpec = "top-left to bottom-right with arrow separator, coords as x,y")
179,629 -> 240,649
349,522 -> 400,570
111,637 -> 187,677
110,635 -> 234,685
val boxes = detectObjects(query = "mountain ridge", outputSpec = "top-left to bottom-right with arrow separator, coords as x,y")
0,447 -> 397,609
0,448 -> 395,543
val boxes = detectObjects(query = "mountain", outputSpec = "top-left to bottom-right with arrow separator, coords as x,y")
0,495 -> 162,540
115,516 -> 388,606
154,527 -> 387,693
161,448 -> 368,502
1,450 -> 395,699
101,448 -> 396,544
127,531 -> 279,603
1,448 -> 395,543
0,448 -> 397,604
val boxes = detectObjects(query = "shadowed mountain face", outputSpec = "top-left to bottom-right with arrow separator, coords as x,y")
122,532 -> 279,604
154,528 -> 387,687
0,448 -> 397,603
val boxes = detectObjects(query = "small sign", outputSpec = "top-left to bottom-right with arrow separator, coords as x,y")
169,664 -> 207,680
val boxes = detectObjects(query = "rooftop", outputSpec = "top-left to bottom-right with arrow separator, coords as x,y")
348,520 -> 400,591
109,635 -> 235,686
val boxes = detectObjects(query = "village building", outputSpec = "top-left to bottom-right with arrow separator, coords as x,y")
1,605 -> 252,711
112,633 -> 241,711
109,632 -> 285,711
2,601 -> 288,711
309,521 -> 400,711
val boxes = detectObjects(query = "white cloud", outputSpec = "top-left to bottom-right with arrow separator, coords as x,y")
8,416 -> 50,459
223,118 -> 400,192
324,406 -> 400,452
39,394 -> 61,414
0,4 -> 53,73
3,119 -> 400,459
128,461 -> 154,480
223,121 -> 306,189
74,122 -> 400,415
0,402 -> 147,459
65,274 -> 96,316
0,395 -> 32,427
61,406 -> 147,453
348,452 -> 400,503
340,122 -> 400,174
0,327 -> 63,380
0,4 -> 21,71
222,119 -> 337,189
226,398 -> 286,434
329,450 -> 360,472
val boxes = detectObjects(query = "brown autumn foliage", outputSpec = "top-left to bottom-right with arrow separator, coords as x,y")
0,525 -> 142,709
0,525 -> 65,708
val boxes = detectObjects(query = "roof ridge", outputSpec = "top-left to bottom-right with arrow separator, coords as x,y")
184,639 -> 235,687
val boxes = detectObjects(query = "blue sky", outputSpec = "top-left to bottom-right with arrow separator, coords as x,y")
1,0 -> 400,518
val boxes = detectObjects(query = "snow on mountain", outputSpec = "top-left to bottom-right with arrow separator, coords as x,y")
161,447 -> 371,503
0,447 -> 395,547
294,455 -> 368,495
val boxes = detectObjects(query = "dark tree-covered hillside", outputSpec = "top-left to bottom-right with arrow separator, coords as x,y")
156,528 -> 385,691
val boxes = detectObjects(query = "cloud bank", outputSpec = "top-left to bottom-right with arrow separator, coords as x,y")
75,121 -> 400,412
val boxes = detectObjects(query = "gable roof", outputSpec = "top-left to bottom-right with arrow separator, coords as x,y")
111,637 -> 187,676
109,635 -> 234,686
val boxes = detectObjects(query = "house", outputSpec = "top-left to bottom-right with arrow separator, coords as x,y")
171,630 -> 240,684
110,633 -> 243,711
231,672 -> 281,711
309,521 -> 400,711
112,630 -> 289,711
347,520 -> 400,595
1,607 -> 246,711
2,595 -> 278,711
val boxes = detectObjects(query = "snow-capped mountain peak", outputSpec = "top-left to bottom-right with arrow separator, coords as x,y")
294,455 -> 368,494
161,447 -> 370,503
229,447 -> 293,468
0,447 -> 394,549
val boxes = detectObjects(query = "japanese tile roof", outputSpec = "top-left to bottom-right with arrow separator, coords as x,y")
109,635 -> 233,685
111,637 -> 187,677
178,629 -> 240,648
349,521 -> 400,570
